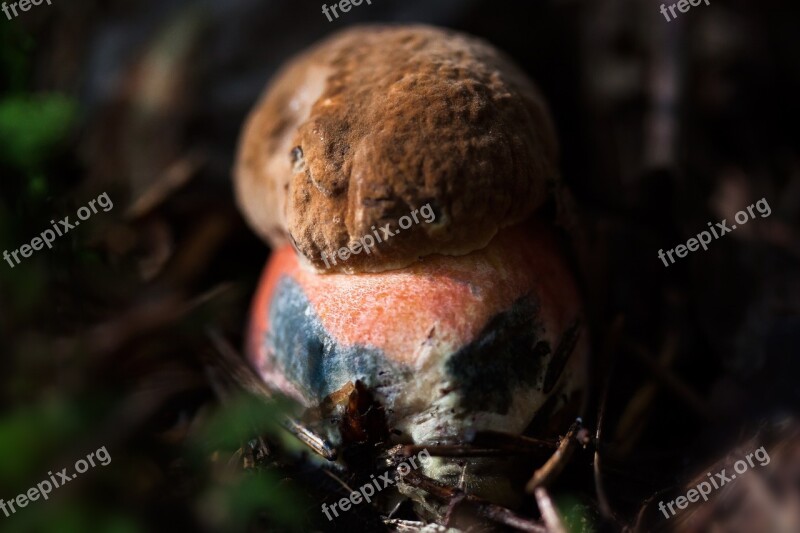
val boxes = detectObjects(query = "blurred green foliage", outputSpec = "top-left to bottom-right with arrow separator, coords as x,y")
1,503 -> 144,533
0,22 -> 73,341
193,394 -> 308,531
0,399 -> 85,484
0,20 -> 77,305
0,18 -> 77,208
194,395 -> 285,455
0,22 -> 133,533
0,94 -> 76,177
556,495 -> 598,533
0,13 -> 299,533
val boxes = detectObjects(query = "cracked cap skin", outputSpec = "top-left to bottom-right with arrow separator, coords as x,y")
234,24 -> 559,273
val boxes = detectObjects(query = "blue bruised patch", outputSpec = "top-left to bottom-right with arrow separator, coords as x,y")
266,276 -> 407,404
445,296 -> 551,414
267,279 -> 566,417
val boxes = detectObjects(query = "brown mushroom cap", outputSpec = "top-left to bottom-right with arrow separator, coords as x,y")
234,25 -> 559,272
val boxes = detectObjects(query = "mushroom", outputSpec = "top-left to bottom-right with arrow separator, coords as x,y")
235,25 -> 587,504
248,220 -> 586,440
235,25 -> 559,273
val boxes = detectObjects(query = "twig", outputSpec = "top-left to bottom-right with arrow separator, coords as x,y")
623,340 -> 713,420
594,315 -> 623,522
205,327 -> 273,400
397,444 -> 543,458
283,417 -> 338,461
402,471 -> 547,532
204,328 -> 337,460
392,431 -> 558,466
526,419 -> 589,492
534,487 -> 568,533
616,336 -> 678,455
468,430 -> 560,451
594,393 -> 616,521
125,152 -> 204,220
322,468 -> 356,495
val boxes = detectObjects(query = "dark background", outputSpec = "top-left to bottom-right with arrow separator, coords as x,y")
1,0 -> 798,531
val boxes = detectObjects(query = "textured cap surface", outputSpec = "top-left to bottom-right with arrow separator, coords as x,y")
235,25 -> 558,272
